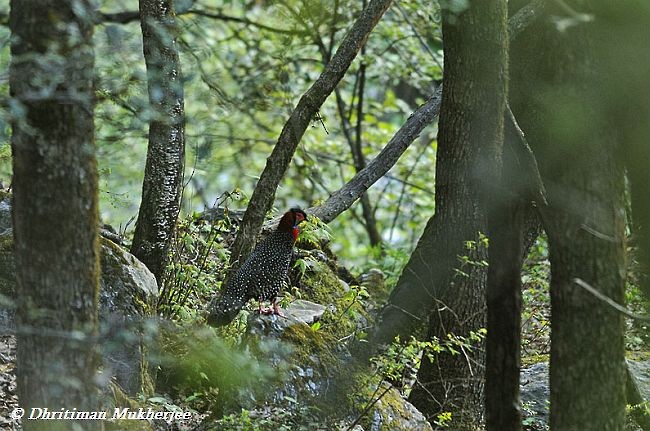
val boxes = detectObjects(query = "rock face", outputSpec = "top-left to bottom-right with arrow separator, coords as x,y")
520,362 -> 550,430
521,360 -> 650,431
0,193 -> 159,396
99,238 -> 158,396
246,299 -> 326,337
628,359 -> 650,402
367,384 -> 434,431
0,193 -> 14,332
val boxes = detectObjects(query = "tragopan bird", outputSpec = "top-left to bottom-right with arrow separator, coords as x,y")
207,208 -> 307,326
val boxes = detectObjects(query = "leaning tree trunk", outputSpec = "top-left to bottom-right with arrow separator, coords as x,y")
509,1 -> 627,429
131,0 -> 186,285
10,1 -> 100,430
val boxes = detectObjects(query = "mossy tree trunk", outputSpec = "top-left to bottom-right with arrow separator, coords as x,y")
9,1 -> 100,429
509,1 -> 627,429
131,0 -> 186,285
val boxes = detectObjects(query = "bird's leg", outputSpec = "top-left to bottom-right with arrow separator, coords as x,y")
271,299 -> 285,317
258,300 -> 272,315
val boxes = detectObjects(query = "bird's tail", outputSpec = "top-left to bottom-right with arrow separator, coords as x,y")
206,290 -> 248,327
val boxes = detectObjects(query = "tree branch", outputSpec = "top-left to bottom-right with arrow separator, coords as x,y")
309,87 -> 442,223
574,278 -> 650,322
227,0 -> 393,271
96,8 -> 307,36
306,0 -> 548,225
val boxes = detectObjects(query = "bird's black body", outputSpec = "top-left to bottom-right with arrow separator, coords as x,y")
207,208 -> 306,326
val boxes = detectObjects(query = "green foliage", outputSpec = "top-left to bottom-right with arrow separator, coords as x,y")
522,235 -> 551,358
215,404 -> 325,431
296,214 -> 333,248
362,243 -> 411,288
371,330 -> 486,394
625,239 -> 650,351
154,324 -> 280,413
159,191 -> 240,320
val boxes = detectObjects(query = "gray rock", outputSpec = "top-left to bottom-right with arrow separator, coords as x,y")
520,362 -> 550,430
520,360 -> 650,430
369,384 -> 433,431
99,238 -> 158,396
0,195 -> 159,396
247,299 -> 325,337
0,196 -> 11,234
627,359 -> 650,402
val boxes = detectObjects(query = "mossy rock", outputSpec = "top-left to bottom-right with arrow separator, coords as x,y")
298,257 -> 373,342
281,322 -> 340,375
372,384 -> 434,431
99,237 -> 158,397
104,383 -> 155,431
0,193 -> 158,397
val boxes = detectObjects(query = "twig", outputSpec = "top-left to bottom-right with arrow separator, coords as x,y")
573,278 -> 650,322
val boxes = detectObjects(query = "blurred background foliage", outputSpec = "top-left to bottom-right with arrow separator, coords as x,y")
0,0 -> 443,267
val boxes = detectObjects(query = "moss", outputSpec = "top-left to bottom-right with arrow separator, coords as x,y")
281,323 -> 338,371
104,382 -> 155,431
522,353 -> 549,367
299,259 -> 372,341
299,259 -> 346,304
626,351 -> 650,361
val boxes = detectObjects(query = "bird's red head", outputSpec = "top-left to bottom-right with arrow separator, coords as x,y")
278,208 -> 307,241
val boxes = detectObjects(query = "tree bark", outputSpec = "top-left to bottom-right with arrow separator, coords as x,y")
9,1 -> 100,429
483,107 -> 546,431
228,0 -> 392,274
592,1 -> 650,302
395,1 -> 509,428
509,1 -> 627,429
131,0 -> 186,285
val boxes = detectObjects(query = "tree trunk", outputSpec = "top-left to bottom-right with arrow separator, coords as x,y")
9,1 -> 100,430
509,1 -> 627,429
484,108 -> 544,431
593,2 -> 650,302
131,0 -> 186,285
386,1 -> 508,428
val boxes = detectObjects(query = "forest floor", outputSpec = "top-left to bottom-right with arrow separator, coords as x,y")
0,335 -> 17,431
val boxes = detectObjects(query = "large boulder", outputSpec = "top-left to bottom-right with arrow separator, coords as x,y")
520,360 -> 650,431
0,193 -> 158,396
366,383 -> 434,431
99,238 -> 158,396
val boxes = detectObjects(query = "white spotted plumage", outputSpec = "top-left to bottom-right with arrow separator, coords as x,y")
207,208 -> 305,326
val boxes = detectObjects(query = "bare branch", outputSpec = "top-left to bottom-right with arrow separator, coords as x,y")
96,8 -> 306,36
574,278 -> 650,322
307,0 -> 549,225
309,87 -> 442,223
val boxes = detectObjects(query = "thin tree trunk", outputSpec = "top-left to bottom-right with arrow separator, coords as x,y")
131,0 -> 186,285
509,1 -> 627,429
228,0 -> 392,274
10,1 -> 100,429
484,108 -> 545,431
